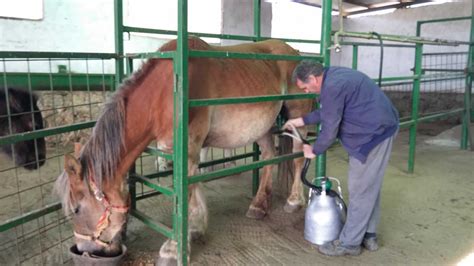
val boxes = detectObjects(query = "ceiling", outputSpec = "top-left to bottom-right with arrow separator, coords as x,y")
292,0 -> 447,17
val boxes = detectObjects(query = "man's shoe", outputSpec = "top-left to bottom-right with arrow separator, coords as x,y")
318,240 -> 361,256
362,237 -> 379,251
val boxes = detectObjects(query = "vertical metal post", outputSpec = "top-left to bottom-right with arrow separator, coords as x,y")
114,0 -> 125,89
252,0 -> 261,195
407,22 -> 424,173
126,57 -> 137,210
408,23 -> 424,173
116,0 -> 139,217
352,45 -> 358,70
316,0 -> 332,178
461,6 -> 474,149
253,0 -> 261,41
175,0 -> 190,264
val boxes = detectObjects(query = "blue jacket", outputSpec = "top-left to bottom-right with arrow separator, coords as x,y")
303,67 -> 399,163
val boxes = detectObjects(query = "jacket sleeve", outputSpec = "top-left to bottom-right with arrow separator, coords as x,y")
303,110 -> 321,125
312,85 -> 346,155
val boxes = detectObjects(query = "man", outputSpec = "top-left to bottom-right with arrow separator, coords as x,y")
284,60 -> 399,256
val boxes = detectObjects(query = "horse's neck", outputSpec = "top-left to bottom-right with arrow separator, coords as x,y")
116,81 -> 169,177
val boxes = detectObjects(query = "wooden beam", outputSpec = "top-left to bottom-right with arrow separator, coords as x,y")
344,0 -> 435,17
343,0 -> 370,8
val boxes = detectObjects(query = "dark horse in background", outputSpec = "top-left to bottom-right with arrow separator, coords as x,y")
0,87 -> 46,170
55,37 -> 313,264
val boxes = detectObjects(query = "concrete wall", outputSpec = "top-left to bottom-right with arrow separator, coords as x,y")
221,0 -> 272,45
331,0 -> 472,78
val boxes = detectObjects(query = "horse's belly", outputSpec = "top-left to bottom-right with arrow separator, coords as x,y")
204,102 -> 281,148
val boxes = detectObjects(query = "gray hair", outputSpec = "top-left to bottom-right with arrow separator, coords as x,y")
292,60 -> 324,83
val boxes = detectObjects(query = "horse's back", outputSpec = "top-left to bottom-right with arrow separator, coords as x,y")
159,36 -> 297,55
155,37 -> 308,149
159,37 -> 298,98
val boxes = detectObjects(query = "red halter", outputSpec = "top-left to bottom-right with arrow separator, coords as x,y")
73,174 -> 129,247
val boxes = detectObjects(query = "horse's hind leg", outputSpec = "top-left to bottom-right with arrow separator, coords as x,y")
246,132 -> 275,220
284,127 -> 308,213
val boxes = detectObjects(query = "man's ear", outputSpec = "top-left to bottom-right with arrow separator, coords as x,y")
307,75 -> 317,84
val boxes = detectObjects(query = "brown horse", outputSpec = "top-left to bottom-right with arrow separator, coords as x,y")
55,37 -> 313,263
1,87 -> 46,170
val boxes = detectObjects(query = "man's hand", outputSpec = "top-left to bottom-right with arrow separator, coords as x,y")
303,144 -> 316,159
282,117 -> 305,131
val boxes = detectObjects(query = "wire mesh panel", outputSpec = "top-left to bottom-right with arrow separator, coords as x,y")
0,55 -> 115,265
381,82 -> 414,120
419,52 -> 467,116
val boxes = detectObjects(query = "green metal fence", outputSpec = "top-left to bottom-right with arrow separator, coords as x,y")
0,54 -> 116,264
0,1 -> 472,265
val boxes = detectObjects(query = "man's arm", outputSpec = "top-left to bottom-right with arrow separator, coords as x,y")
312,87 -> 345,155
282,109 -> 320,131
303,110 -> 321,125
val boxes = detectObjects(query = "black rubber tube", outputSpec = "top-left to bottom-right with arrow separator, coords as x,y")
371,32 -> 384,88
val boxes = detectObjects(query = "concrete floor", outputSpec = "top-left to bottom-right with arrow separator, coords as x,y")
122,128 -> 474,265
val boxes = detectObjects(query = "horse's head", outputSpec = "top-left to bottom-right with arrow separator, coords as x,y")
56,144 -> 129,257
0,88 -> 46,170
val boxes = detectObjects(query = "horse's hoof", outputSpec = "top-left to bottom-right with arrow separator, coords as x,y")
283,201 -> 302,213
246,206 -> 266,220
190,230 -> 205,242
155,256 -> 177,266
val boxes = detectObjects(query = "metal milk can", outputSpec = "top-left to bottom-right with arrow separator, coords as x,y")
281,125 -> 347,245
301,159 -> 347,245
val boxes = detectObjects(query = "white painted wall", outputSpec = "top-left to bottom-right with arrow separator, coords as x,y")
0,0 -> 222,73
0,0 -> 471,79
271,2 -> 321,53
0,0 -> 114,53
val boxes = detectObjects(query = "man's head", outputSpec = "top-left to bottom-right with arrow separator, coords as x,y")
292,60 -> 324,94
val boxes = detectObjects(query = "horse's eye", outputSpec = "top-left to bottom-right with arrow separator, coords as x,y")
73,205 -> 80,214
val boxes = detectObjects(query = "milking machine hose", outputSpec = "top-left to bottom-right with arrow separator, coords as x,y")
371,31 -> 384,88
300,158 -> 341,198
282,127 -> 342,199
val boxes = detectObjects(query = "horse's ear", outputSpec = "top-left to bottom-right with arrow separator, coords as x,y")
64,154 -> 82,185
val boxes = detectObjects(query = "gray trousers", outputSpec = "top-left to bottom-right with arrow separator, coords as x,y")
339,133 -> 396,246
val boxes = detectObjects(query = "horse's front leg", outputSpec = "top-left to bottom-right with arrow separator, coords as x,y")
157,159 -> 208,265
246,132 -> 275,220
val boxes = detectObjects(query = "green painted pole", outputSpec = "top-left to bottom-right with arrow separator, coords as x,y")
114,0 -> 125,89
254,0 -> 261,41
461,6 -> 474,149
175,0 -> 190,264
316,0 -> 332,178
336,30 -> 468,46
352,45 -> 358,70
418,16 -> 471,25
115,0 -> 139,215
408,22 -> 424,173
125,57 -> 137,209
252,0 -> 261,195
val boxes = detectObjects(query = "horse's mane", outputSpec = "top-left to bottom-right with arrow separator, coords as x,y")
55,58 -> 159,211
82,58 -> 160,186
